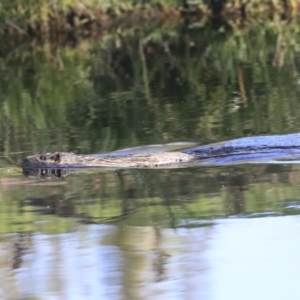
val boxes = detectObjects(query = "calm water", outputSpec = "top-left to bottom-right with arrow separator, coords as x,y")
1,22 -> 300,299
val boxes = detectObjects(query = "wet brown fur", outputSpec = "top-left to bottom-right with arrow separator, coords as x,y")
22,151 -> 195,169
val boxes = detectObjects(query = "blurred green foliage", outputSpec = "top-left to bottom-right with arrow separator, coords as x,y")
2,0 -> 300,239
1,19 -> 300,161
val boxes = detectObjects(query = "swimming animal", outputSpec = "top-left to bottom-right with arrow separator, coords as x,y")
22,132 -> 300,178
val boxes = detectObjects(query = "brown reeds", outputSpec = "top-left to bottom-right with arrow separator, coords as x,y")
2,0 -> 300,41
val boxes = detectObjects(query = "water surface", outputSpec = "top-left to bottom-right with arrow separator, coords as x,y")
1,22 -> 300,299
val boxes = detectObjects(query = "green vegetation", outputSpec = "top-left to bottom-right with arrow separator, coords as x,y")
1,0 -> 300,38
1,0 -> 300,233
1,19 -> 300,160
0,0 -> 180,38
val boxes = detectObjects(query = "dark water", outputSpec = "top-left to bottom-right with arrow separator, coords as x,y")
1,23 -> 300,299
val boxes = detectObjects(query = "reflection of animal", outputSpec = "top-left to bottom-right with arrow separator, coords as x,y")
22,133 -> 300,177
23,167 -> 73,179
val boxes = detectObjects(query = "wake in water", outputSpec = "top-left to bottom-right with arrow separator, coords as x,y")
22,132 -> 300,178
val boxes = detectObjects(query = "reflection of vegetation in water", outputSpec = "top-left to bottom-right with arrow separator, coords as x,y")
1,165 -> 300,233
1,21 -> 300,160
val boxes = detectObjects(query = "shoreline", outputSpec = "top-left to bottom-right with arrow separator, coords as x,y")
2,1 -> 300,39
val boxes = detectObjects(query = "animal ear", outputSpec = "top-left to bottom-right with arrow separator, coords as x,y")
54,153 -> 61,163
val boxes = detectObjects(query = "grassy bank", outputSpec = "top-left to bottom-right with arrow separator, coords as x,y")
1,0 -> 300,39
1,2 -> 300,163
0,0 -> 180,39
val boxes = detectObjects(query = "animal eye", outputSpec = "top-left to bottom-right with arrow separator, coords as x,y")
53,154 -> 60,163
